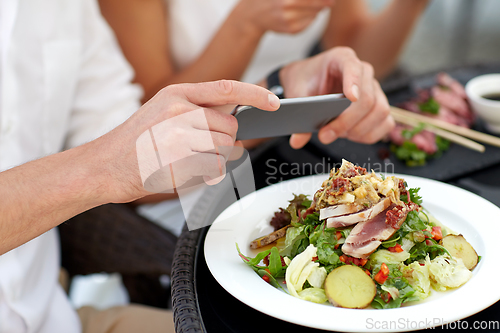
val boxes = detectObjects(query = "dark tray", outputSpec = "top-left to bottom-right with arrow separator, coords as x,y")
310,63 -> 500,182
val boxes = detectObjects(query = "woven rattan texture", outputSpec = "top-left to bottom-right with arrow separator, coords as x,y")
59,203 -> 177,277
171,225 -> 204,333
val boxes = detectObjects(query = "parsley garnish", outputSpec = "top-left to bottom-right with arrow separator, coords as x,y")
418,97 -> 440,114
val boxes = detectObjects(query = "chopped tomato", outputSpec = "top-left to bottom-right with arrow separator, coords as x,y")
431,226 -> 443,240
381,292 -> 392,303
262,275 -> 270,283
380,262 -> 389,275
374,263 -> 389,284
264,268 -> 271,275
365,270 -> 371,276
312,256 -> 319,262
339,254 -> 368,267
388,243 -> 404,253
425,239 -> 433,246
336,231 -> 342,240
334,244 -> 340,249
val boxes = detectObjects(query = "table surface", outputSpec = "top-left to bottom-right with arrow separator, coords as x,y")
171,64 -> 500,333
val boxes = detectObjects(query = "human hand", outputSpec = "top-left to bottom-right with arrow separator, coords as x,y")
102,80 -> 280,203
233,0 -> 334,35
279,47 -> 395,149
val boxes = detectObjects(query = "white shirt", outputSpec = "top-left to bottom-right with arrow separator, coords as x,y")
0,0 -> 142,332
168,0 -> 330,84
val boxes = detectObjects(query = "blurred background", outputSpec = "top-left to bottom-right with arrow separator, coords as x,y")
370,0 -> 500,75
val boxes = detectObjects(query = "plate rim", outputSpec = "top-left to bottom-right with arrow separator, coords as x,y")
204,173 -> 500,332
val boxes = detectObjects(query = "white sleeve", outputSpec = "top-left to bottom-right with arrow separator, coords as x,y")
64,0 -> 143,149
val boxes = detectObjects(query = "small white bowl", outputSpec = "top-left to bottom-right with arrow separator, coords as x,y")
465,73 -> 500,134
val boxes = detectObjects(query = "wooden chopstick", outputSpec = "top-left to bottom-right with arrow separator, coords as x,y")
390,106 -> 500,148
391,111 -> 485,153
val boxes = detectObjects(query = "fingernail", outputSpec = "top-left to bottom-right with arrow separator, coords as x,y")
352,84 -> 360,101
268,94 -> 280,109
320,129 -> 337,144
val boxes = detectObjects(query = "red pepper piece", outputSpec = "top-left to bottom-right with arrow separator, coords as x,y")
388,243 -> 404,253
374,263 -> 389,284
431,226 -> 443,241
381,292 -> 392,303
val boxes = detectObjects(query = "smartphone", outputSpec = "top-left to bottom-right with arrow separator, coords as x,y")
231,93 -> 351,140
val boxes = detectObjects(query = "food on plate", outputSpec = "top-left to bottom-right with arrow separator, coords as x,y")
238,159 -> 479,309
250,225 -> 290,249
324,265 -> 376,308
440,234 -> 479,270
389,72 -> 474,166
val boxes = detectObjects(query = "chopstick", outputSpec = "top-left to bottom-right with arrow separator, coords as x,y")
390,106 -> 500,148
391,111 -> 485,153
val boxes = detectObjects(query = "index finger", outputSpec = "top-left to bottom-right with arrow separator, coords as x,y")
325,47 -> 363,102
179,80 -> 281,112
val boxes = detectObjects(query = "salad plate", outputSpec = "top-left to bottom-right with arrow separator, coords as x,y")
204,174 -> 500,332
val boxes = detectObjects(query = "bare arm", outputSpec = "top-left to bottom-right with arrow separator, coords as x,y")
98,0 -> 332,103
0,140 -> 113,255
0,81 -> 279,255
322,0 -> 429,79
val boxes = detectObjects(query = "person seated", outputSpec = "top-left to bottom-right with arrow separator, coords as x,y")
98,0 -> 430,103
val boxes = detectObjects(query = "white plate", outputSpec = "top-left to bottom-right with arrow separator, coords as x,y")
204,174 -> 500,332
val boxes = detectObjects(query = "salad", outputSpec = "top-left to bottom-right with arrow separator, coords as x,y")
389,72 -> 474,166
237,159 -> 479,309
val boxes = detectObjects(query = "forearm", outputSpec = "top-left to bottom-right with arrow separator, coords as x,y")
147,7 -> 264,98
0,141 -> 113,255
324,0 -> 429,79
99,0 -> 265,102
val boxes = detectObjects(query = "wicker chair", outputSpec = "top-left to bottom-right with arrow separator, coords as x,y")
58,203 -> 178,308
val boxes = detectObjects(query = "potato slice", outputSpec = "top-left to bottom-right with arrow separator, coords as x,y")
324,265 -> 376,308
250,225 -> 289,249
441,234 -> 478,270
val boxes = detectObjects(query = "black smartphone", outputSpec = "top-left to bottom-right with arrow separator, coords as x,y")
232,93 -> 351,140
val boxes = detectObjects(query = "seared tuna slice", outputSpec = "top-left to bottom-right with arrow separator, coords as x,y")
319,203 -> 364,220
326,198 -> 391,228
342,203 -> 417,259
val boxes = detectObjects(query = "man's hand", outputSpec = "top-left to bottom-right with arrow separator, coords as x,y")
279,47 -> 395,149
0,80 -> 279,255
103,80 -> 280,203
